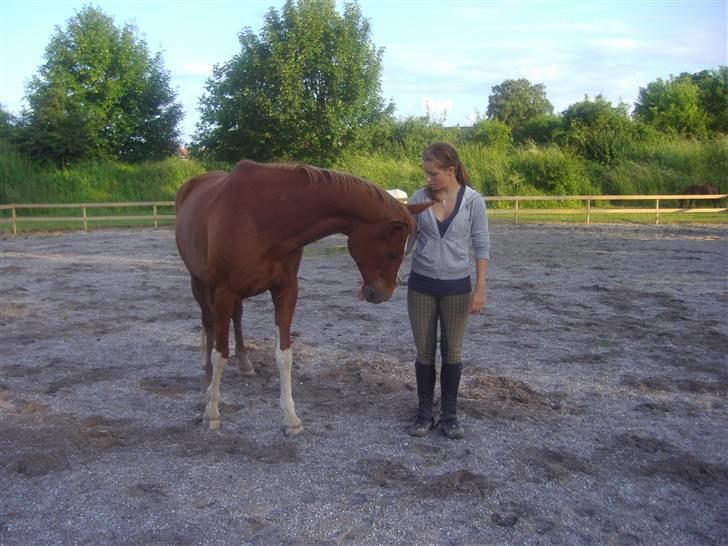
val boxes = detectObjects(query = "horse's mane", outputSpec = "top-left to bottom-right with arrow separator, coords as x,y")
239,160 -> 405,218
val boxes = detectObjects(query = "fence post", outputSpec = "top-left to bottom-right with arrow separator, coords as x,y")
12,207 -> 17,235
82,206 -> 88,231
655,199 -> 660,225
586,199 -> 591,224
515,199 -> 519,224
153,204 -> 158,228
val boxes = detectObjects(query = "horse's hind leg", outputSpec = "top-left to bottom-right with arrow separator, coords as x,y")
190,276 -> 215,386
204,286 -> 236,430
233,299 -> 255,376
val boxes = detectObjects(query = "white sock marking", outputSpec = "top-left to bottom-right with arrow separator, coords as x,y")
275,327 -> 302,432
205,349 -> 227,427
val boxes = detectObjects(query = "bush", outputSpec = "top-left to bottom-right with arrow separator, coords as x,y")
511,144 -> 596,195
513,114 -> 561,144
334,151 -> 423,196
470,119 -> 513,151
376,114 -> 453,157
0,143 -> 206,204
0,139 -> 51,203
555,96 -> 639,165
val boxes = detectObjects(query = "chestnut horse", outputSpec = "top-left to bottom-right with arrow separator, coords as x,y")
175,160 -> 430,435
679,183 -> 721,208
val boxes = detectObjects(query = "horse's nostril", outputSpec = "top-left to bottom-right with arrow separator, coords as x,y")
363,285 -> 390,304
363,285 -> 376,301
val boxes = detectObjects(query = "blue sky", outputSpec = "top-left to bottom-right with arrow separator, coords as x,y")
1,0 -> 726,143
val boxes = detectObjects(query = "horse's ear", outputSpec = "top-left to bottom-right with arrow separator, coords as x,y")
406,202 -> 434,215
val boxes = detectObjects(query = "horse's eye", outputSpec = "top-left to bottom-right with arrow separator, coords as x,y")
388,252 -> 400,260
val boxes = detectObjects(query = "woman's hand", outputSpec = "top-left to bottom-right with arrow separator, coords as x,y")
470,259 -> 488,314
469,283 -> 486,314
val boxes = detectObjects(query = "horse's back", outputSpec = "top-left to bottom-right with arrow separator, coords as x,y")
176,171 -> 228,210
684,183 -> 720,195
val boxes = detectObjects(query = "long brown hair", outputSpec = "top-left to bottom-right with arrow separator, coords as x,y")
421,142 -> 471,187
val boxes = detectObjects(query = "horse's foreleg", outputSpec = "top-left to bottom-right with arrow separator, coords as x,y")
275,327 -> 303,436
272,276 -> 303,437
204,288 -> 234,430
233,299 -> 255,376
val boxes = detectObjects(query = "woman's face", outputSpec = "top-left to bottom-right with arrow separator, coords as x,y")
422,160 -> 455,192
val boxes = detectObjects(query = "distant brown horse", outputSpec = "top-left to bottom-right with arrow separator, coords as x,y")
679,183 -> 721,208
175,160 -> 431,435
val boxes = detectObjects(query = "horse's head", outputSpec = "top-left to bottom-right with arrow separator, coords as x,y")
348,202 -> 433,303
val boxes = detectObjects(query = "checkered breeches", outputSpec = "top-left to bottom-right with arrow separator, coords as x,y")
407,288 -> 470,366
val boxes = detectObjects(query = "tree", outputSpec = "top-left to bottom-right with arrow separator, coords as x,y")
556,95 -> 637,164
194,0 -> 393,165
486,79 -> 553,130
634,76 -> 708,139
19,6 -> 182,165
677,67 -> 728,134
0,104 -> 19,142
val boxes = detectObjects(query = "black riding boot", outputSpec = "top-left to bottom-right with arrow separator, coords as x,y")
440,363 -> 464,439
409,362 -> 435,437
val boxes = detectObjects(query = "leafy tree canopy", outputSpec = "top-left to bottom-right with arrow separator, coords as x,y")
0,104 -> 19,142
19,5 -> 182,165
194,0 -> 393,165
675,67 -> 728,133
634,76 -> 709,139
486,78 -> 554,130
556,95 -> 637,164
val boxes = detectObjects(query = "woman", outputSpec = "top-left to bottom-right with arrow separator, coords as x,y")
406,142 -> 490,439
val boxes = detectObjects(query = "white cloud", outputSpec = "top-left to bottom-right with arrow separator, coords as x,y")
592,38 -> 640,51
508,22 -> 596,33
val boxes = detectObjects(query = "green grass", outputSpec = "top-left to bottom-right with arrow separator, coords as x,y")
1,133 -> 726,234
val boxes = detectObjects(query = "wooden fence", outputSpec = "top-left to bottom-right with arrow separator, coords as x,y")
1,194 -> 726,234
485,194 -> 727,225
0,201 -> 175,235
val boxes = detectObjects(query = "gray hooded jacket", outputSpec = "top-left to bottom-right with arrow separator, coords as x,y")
408,185 -> 490,280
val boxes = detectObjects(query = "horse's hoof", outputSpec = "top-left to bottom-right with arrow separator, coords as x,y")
207,419 -> 221,430
239,365 -> 256,377
237,354 -> 256,376
284,423 -> 304,437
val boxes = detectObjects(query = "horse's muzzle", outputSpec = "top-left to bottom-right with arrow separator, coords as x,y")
362,285 -> 390,304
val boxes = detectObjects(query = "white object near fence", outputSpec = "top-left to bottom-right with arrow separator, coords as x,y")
386,189 -> 408,202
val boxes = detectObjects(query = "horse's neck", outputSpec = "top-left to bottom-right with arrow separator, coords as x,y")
276,185 -> 380,250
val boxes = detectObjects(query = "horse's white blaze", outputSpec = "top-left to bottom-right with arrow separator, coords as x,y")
275,327 -> 302,433
204,349 -> 227,429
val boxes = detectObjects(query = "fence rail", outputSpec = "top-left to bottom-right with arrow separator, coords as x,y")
484,194 -> 727,224
1,194 -> 726,234
0,201 -> 175,235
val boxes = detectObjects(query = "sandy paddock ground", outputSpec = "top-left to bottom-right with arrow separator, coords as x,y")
1,222 -> 727,545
